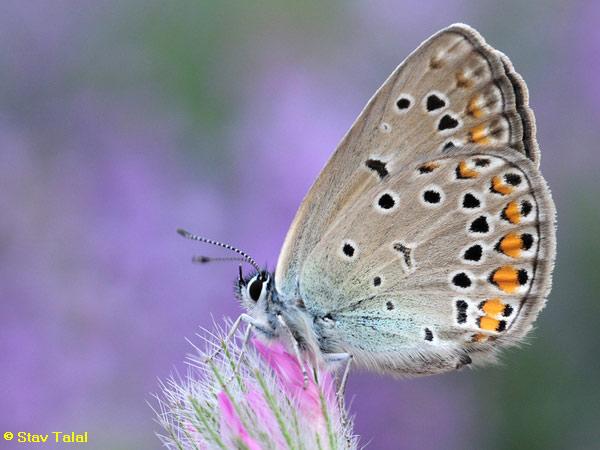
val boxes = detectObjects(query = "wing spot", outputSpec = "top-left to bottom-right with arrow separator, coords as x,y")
443,141 -> 456,151
473,158 -> 491,167
521,233 -> 534,250
452,272 -> 472,289
469,124 -> 491,145
479,298 -> 505,317
423,190 -> 441,204
365,159 -> 389,180
462,193 -> 481,209
463,244 -> 483,262
340,240 -> 358,260
378,193 -> 395,209
477,316 -> 506,332
467,95 -> 485,118
386,301 -> 394,311
469,216 -> 489,233
521,200 -> 533,217
373,276 -> 382,287
455,300 -> 468,324
489,266 -> 528,293
425,93 -> 447,112
501,201 -> 521,224
424,328 -> 434,341
504,173 -> 522,186
455,70 -> 473,88
395,95 -> 413,113
418,162 -> 440,174
495,232 -> 533,258
472,333 -> 489,343
518,268 -> 529,285
456,160 -> 479,179
491,176 -> 514,195
379,122 -> 392,133
392,242 -> 413,270
438,114 -> 460,131
430,55 -> 444,69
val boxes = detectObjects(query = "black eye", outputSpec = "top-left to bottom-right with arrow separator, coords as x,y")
248,278 -> 263,302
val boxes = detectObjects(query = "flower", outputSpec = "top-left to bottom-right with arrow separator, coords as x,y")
155,322 -> 357,449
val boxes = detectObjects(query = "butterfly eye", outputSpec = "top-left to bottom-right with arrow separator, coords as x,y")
248,277 -> 263,302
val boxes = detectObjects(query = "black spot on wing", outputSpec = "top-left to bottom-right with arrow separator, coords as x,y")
521,233 -> 534,250
393,242 -> 412,269
470,216 -> 489,233
518,269 -> 529,285
424,328 -> 433,341
443,141 -> 455,151
455,300 -> 468,324
365,159 -> 388,180
423,190 -> 441,204
521,200 -> 533,217
396,97 -> 411,110
464,244 -> 483,262
378,193 -> 395,209
504,173 -> 522,186
462,193 -> 481,209
426,94 -> 446,112
473,158 -> 490,167
453,272 -> 472,288
438,114 -> 459,131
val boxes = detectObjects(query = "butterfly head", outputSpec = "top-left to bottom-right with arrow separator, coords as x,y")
236,268 -> 275,310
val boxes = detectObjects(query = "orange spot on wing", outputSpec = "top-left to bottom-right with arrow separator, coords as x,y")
470,124 -> 491,144
491,176 -> 514,195
456,70 -> 472,88
491,265 -> 520,293
468,96 -> 484,118
458,161 -> 479,178
481,298 -> 505,317
419,162 -> 440,173
430,56 -> 443,69
472,333 -> 488,343
504,201 -> 521,224
479,316 -> 500,331
499,232 -> 523,258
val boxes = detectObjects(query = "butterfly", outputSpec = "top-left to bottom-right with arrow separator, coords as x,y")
179,23 -> 556,383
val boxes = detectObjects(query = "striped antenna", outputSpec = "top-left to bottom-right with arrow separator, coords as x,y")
177,228 -> 261,273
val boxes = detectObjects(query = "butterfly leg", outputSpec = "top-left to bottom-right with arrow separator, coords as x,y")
205,313 -> 272,363
276,314 -> 309,389
323,352 -> 353,425
234,323 -> 253,367
323,352 -> 353,408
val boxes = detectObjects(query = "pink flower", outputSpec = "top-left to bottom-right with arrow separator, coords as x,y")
155,322 -> 357,449
218,392 -> 261,450
253,339 -> 337,426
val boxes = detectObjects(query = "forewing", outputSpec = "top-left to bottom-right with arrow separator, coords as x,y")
276,24 -> 538,298
300,146 -> 555,374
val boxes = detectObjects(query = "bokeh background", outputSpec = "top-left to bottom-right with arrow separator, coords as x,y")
1,1 -> 598,449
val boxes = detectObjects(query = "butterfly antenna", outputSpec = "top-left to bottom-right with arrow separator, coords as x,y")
192,255 -> 248,264
177,228 -> 261,273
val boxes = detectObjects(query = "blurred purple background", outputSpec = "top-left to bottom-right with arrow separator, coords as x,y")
1,1 -> 598,449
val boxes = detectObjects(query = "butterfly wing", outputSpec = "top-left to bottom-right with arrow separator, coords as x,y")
276,23 -> 538,297
274,24 -> 555,374
299,146 -> 555,374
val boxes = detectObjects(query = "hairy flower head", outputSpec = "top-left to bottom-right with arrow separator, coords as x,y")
154,322 -> 357,449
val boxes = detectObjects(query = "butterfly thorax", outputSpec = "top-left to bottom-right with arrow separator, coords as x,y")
236,270 -> 325,357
